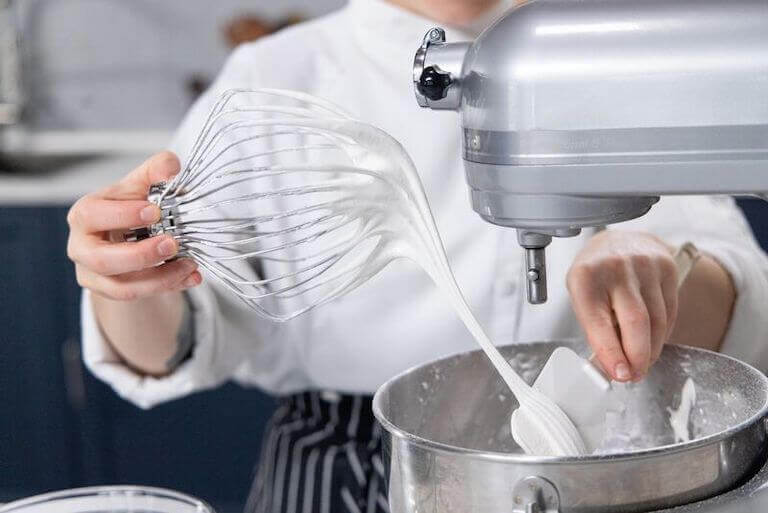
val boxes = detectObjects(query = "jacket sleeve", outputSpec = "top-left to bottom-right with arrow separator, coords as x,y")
81,271 -> 299,409
81,286 -> 238,409
613,195 -> 768,372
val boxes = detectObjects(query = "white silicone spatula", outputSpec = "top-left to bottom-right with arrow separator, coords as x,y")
512,243 -> 701,454
526,347 -> 611,452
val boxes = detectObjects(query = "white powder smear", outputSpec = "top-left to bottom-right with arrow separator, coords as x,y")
668,377 -> 697,443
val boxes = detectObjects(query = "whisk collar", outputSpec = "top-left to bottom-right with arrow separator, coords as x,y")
124,182 -> 181,242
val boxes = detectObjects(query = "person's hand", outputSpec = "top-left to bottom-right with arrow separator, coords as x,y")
567,230 -> 678,382
67,152 -> 202,301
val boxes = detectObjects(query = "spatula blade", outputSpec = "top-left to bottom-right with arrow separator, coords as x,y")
533,347 -> 611,453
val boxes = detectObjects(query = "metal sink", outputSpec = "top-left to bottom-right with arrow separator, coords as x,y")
0,129 -> 171,174
0,153 -> 105,174
0,129 -> 172,205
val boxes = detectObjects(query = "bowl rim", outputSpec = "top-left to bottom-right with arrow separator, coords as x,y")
372,341 -> 768,464
0,486 -> 215,513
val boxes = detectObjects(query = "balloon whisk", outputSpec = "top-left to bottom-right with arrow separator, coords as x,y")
126,88 -> 451,322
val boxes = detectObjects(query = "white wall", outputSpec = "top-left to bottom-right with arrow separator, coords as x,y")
17,0 -> 346,130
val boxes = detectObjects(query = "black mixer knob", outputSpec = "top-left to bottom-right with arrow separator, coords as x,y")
418,66 -> 453,102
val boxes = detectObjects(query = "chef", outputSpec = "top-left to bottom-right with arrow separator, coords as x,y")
66,0 -> 768,512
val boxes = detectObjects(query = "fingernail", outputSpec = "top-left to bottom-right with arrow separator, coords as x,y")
158,238 -> 178,257
615,363 -> 631,381
180,259 -> 197,273
182,274 -> 200,288
140,205 -> 161,224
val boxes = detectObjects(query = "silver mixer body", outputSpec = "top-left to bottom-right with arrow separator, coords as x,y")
413,0 -> 768,303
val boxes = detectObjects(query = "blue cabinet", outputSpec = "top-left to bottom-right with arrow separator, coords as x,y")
0,207 -> 80,497
737,199 -> 768,252
0,207 -> 275,513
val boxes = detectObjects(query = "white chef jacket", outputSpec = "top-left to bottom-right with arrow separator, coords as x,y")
82,0 -> 768,409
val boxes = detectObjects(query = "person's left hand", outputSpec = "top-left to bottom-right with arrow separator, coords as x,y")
567,230 -> 679,383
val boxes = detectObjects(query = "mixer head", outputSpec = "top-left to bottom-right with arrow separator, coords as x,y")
413,0 -> 768,304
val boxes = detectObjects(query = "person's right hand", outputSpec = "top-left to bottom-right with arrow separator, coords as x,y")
67,152 -> 202,301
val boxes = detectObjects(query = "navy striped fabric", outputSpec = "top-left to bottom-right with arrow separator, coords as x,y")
245,391 -> 389,513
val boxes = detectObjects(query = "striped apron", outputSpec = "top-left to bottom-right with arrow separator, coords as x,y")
245,391 -> 390,513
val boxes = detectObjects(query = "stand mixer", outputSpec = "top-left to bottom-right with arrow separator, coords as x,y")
413,0 -> 768,304
370,1 -> 768,511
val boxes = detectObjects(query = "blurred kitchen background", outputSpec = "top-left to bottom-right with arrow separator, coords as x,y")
0,1 -> 342,512
3,0 -> 768,512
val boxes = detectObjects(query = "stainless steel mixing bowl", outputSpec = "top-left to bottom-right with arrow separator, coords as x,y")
373,342 -> 768,513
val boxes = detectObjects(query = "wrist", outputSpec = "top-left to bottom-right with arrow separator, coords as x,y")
91,291 -> 186,377
671,253 -> 736,351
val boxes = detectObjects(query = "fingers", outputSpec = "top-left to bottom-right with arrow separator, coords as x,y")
611,284 -> 652,380
77,259 -> 201,302
68,233 -> 179,276
583,309 -> 633,382
68,196 -> 161,233
568,268 -> 633,382
108,151 -> 181,200
66,152 -> 191,304
632,255 -> 678,369
573,276 -> 674,382
568,231 -> 683,382
640,283 -> 668,365
66,151 -> 182,244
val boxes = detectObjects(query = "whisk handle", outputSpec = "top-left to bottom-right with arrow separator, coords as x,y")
123,182 -> 171,243
124,227 -> 153,243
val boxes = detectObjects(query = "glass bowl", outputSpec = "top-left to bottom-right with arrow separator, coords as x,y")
0,486 -> 215,513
